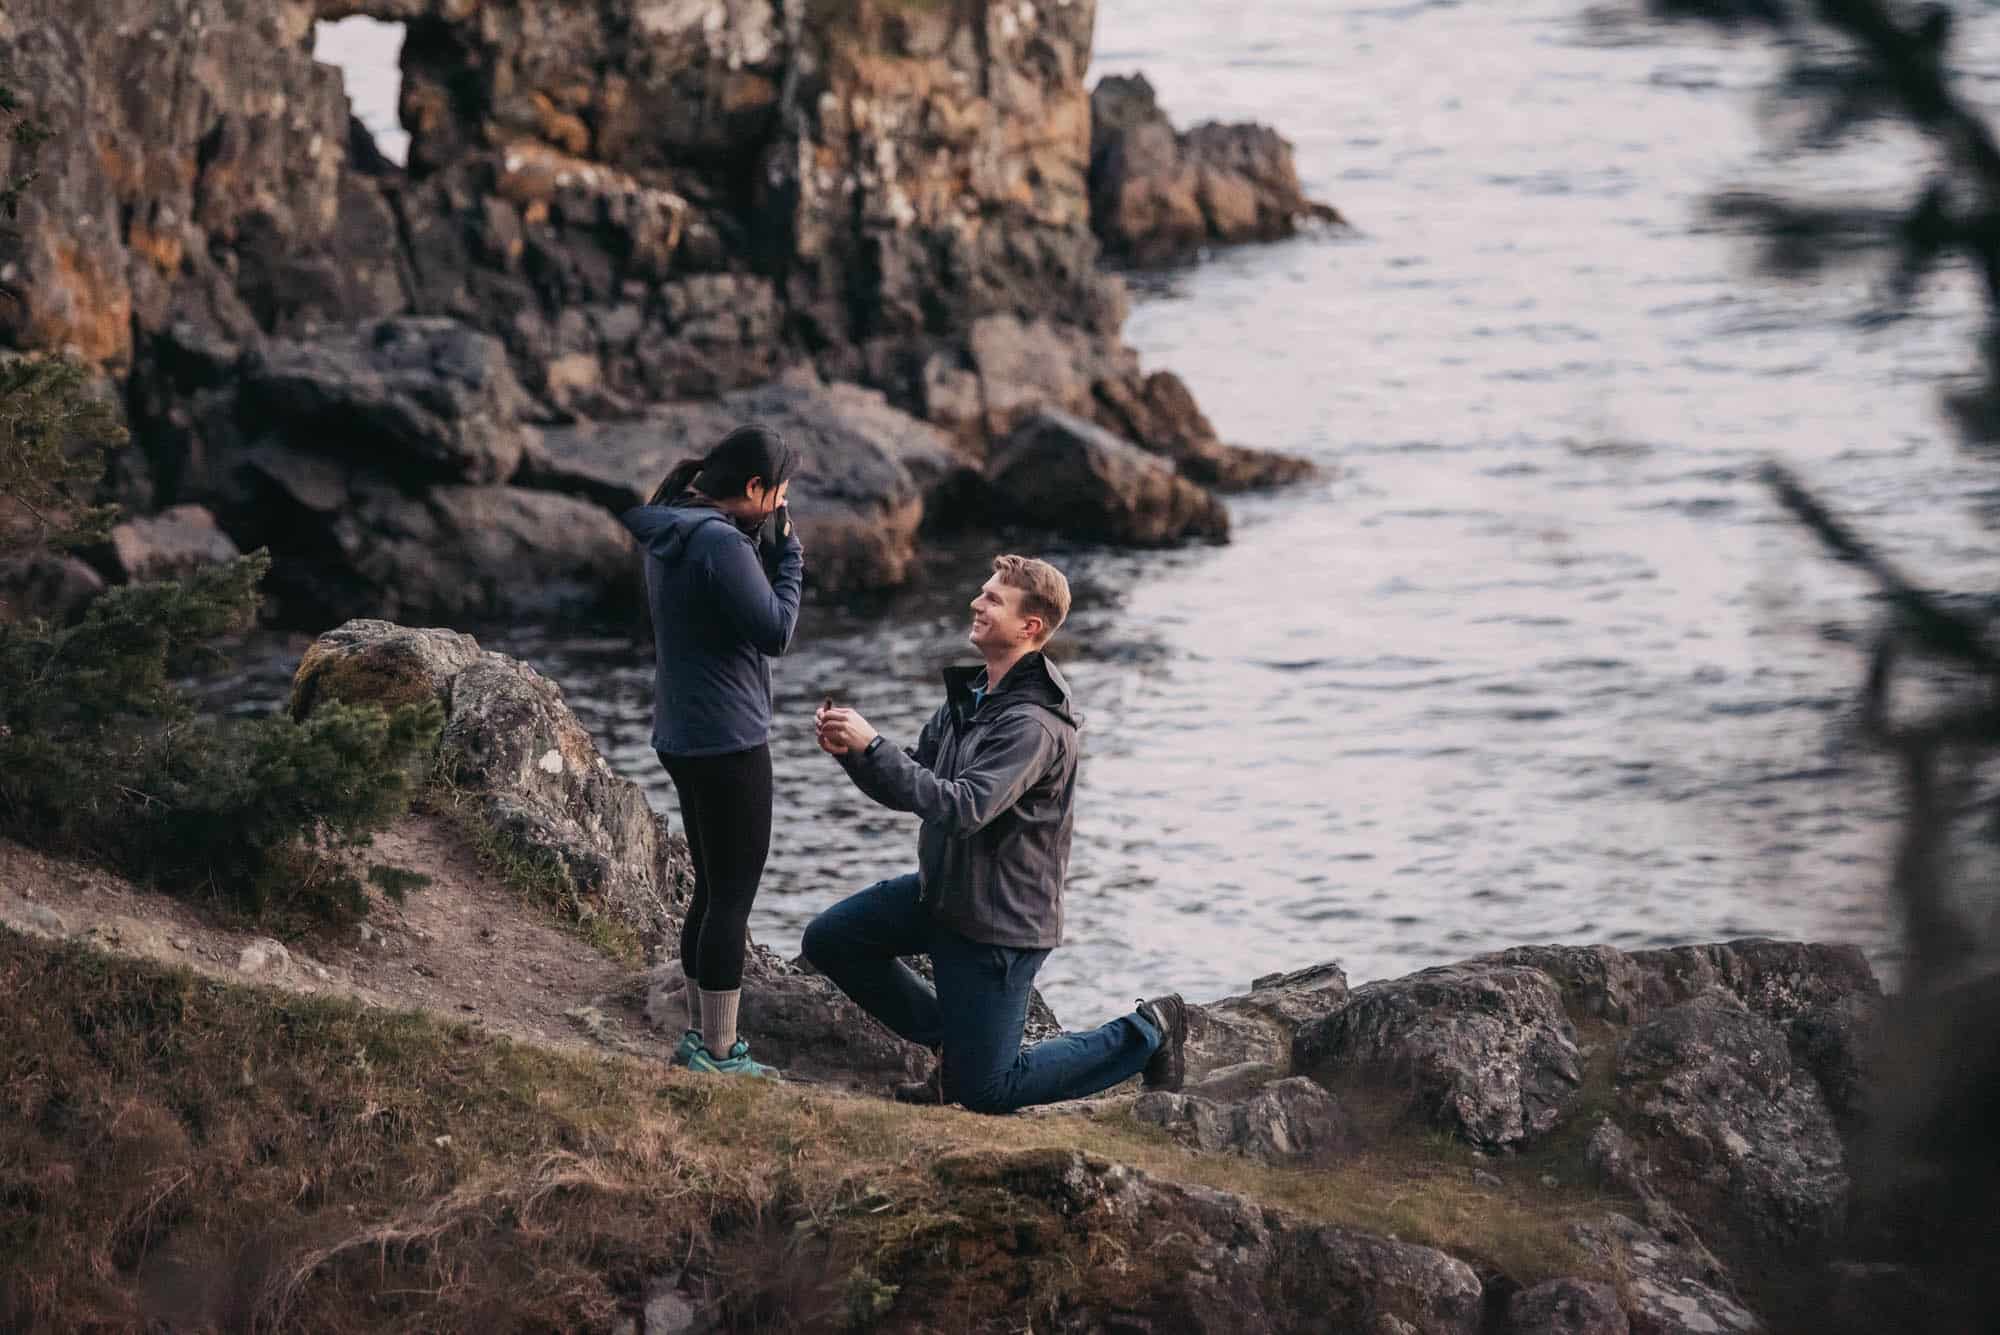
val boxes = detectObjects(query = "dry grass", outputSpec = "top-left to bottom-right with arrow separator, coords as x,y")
0,928 -> 1615,1331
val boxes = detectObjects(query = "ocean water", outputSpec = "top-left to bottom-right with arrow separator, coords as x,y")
311,2 -> 2000,1020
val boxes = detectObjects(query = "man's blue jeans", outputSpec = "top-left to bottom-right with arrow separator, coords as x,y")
801,874 -> 1161,1113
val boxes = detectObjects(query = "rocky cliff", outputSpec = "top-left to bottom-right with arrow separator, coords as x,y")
0,0 -> 1327,622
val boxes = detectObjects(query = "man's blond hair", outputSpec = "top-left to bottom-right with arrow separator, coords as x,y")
991,554 -> 1070,642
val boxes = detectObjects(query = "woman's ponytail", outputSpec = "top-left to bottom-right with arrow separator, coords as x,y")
646,425 -> 794,507
648,457 -> 706,506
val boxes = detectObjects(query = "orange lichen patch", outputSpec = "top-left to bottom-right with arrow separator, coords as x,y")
95,137 -> 145,195
844,52 -> 944,101
25,241 -> 133,367
530,92 -> 592,156
127,222 -> 184,275
719,70 -> 780,118
496,140 -> 603,206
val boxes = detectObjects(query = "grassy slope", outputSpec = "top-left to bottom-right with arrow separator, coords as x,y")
0,930 -> 1619,1332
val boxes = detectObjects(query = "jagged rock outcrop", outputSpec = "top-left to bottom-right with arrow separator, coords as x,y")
2,0 -> 1331,622
131,320 -> 637,623
1088,72 -> 1342,265
288,619 -> 689,946
0,0 -> 376,367
236,319 -> 536,487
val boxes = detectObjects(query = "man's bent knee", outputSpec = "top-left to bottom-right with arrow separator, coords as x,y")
800,913 -> 835,970
944,1070 -> 1018,1116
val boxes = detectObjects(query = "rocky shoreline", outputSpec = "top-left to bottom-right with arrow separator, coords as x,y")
0,616 -> 1946,1330
272,621 -> 1938,1328
0,0 -> 1338,627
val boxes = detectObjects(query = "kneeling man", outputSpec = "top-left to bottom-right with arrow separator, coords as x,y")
806,554 -> 1188,1113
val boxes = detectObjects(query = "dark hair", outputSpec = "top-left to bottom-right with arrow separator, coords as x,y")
649,424 -> 795,506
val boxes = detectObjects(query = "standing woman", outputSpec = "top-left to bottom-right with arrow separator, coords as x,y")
623,425 -> 801,1079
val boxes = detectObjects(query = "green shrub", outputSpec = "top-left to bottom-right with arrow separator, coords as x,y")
0,555 -> 443,923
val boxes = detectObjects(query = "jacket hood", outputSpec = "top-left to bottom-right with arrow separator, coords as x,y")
945,651 -> 1076,728
622,500 -> 739,565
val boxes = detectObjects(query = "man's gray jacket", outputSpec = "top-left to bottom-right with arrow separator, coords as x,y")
840,651 -> 1078,948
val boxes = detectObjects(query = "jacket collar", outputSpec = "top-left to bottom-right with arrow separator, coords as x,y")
941,651 -> 1074,723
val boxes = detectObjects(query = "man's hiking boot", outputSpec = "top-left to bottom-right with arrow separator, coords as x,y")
671,1028 -> 703,1068
1137,994 -> 1188,1092
687,1038 -> 781,1080
892,1057 -> 945,1105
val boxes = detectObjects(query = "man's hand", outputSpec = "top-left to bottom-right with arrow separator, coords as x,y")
815,705 -> 878,757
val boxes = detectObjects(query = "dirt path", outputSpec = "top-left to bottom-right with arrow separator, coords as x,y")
0,814 -> 673,1061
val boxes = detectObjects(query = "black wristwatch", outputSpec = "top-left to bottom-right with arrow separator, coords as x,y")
862,735 -> 885,758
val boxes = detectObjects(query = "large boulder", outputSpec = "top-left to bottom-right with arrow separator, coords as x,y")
986,410 -> 1231,546
523,376 -> 977,592
1292,962 -> 1584,1150
1088,73 -> 1342,265
0,553 -> 105,624
225,444 -> 637,625
240,319 -> 534,486
91,504 -> 241,585
290,619 -> 688,947
1613,990 -> 1849,1255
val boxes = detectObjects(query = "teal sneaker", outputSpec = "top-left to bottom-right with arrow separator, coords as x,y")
671,1028 -> 703,1068
687,1038 -> 781,1081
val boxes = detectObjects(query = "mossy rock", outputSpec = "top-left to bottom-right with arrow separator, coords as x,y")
289,619 -> 482,722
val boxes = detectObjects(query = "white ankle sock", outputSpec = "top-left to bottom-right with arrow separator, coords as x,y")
698,987 -> 741,1054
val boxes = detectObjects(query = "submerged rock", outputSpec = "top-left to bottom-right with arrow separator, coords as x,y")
1092,368 -> 1317,492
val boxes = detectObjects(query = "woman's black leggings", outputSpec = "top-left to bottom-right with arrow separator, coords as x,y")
660,744 -> 773,992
